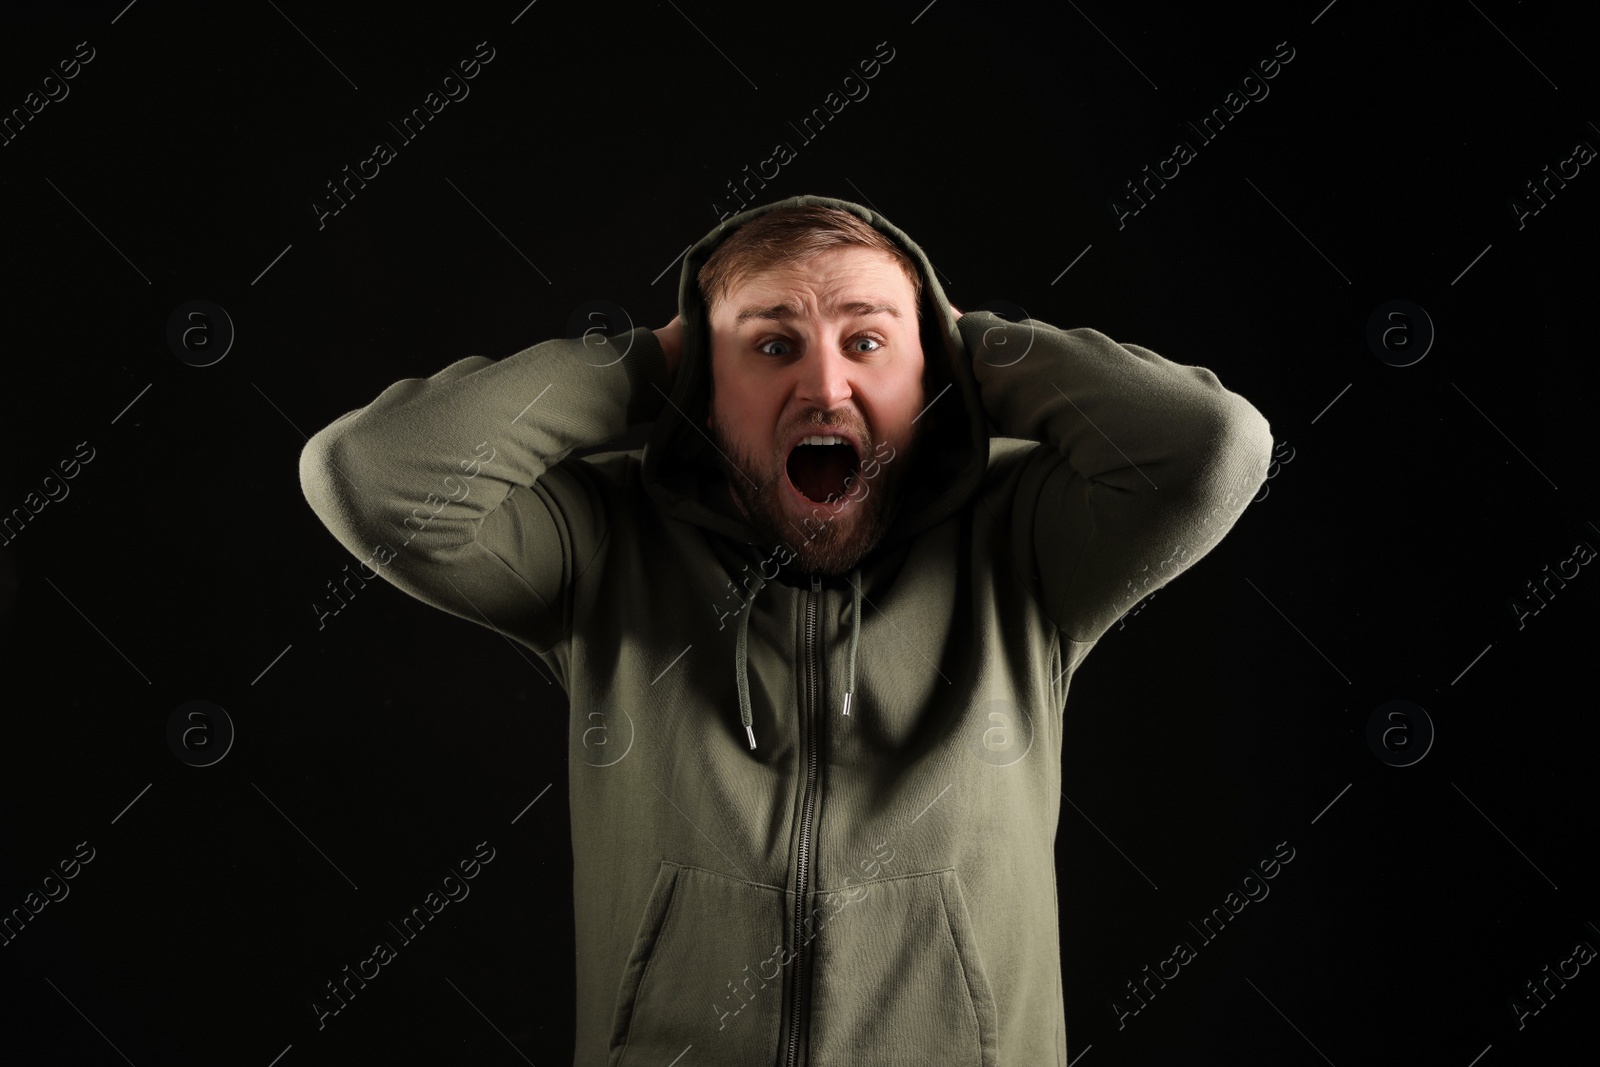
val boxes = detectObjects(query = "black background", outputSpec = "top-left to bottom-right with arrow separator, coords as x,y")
2,1 -> 1597,1064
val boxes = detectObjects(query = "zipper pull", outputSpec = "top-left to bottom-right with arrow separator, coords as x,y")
811,573 -> 821,593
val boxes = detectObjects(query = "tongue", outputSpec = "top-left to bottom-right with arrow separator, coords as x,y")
788,445 -> 857,503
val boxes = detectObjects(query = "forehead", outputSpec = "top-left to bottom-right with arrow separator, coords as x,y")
718,246 -> 916,324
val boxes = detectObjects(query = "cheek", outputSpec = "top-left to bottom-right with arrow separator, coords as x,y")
875,367 -> 927,441
710,396 -> 762,454
720,384 -> 778,439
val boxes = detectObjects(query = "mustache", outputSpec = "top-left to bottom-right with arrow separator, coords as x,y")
779,412 -> 871,452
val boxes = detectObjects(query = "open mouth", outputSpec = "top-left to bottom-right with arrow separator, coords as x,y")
785,436 -> 861,505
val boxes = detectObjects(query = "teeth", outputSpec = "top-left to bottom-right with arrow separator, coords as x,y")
799,435 -> 848,446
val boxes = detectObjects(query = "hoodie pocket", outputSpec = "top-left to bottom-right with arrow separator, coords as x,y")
609,861 -> 786,1066
805,868 -> 999,1067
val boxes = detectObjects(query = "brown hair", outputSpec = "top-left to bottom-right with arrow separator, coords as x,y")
697,204 -> 923,318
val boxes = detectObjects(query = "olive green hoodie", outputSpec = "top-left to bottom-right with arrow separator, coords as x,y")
298,194 -> 1274,1065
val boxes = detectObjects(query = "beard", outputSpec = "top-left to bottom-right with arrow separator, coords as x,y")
707,405 -> 924,577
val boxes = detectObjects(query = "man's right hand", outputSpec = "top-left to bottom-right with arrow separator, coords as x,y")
653,315 -> 683,381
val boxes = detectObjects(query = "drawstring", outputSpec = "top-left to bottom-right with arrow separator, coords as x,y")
735,565 -> 864,750
843,566 -> 861,717
735,591 -> 756,749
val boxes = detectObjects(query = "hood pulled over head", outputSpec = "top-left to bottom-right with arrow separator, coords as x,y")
641,194 -> 990,564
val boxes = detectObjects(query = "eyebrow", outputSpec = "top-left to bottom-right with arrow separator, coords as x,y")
733,299 -> 902,325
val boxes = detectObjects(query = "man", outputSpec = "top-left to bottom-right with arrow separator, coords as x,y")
682,223 -> 932,579
299,194 -> 1274,1065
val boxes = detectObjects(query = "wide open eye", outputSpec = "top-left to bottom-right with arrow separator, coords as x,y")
758,333 -> 883,357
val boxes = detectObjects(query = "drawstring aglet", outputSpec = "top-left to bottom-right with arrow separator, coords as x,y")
842,691 -> 852,717
745,724 -> 757,750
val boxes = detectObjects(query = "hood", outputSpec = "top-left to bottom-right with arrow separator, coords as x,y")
639,194 -> 993,752
642,194 -> 991,564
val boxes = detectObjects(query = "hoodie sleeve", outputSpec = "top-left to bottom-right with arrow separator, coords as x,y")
956,310 -> 1274,652
297,327 -> 671,656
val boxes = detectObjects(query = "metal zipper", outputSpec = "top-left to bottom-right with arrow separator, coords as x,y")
784,572 -> 823,1067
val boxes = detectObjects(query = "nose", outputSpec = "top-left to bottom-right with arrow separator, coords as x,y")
795,340 -> 855,410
